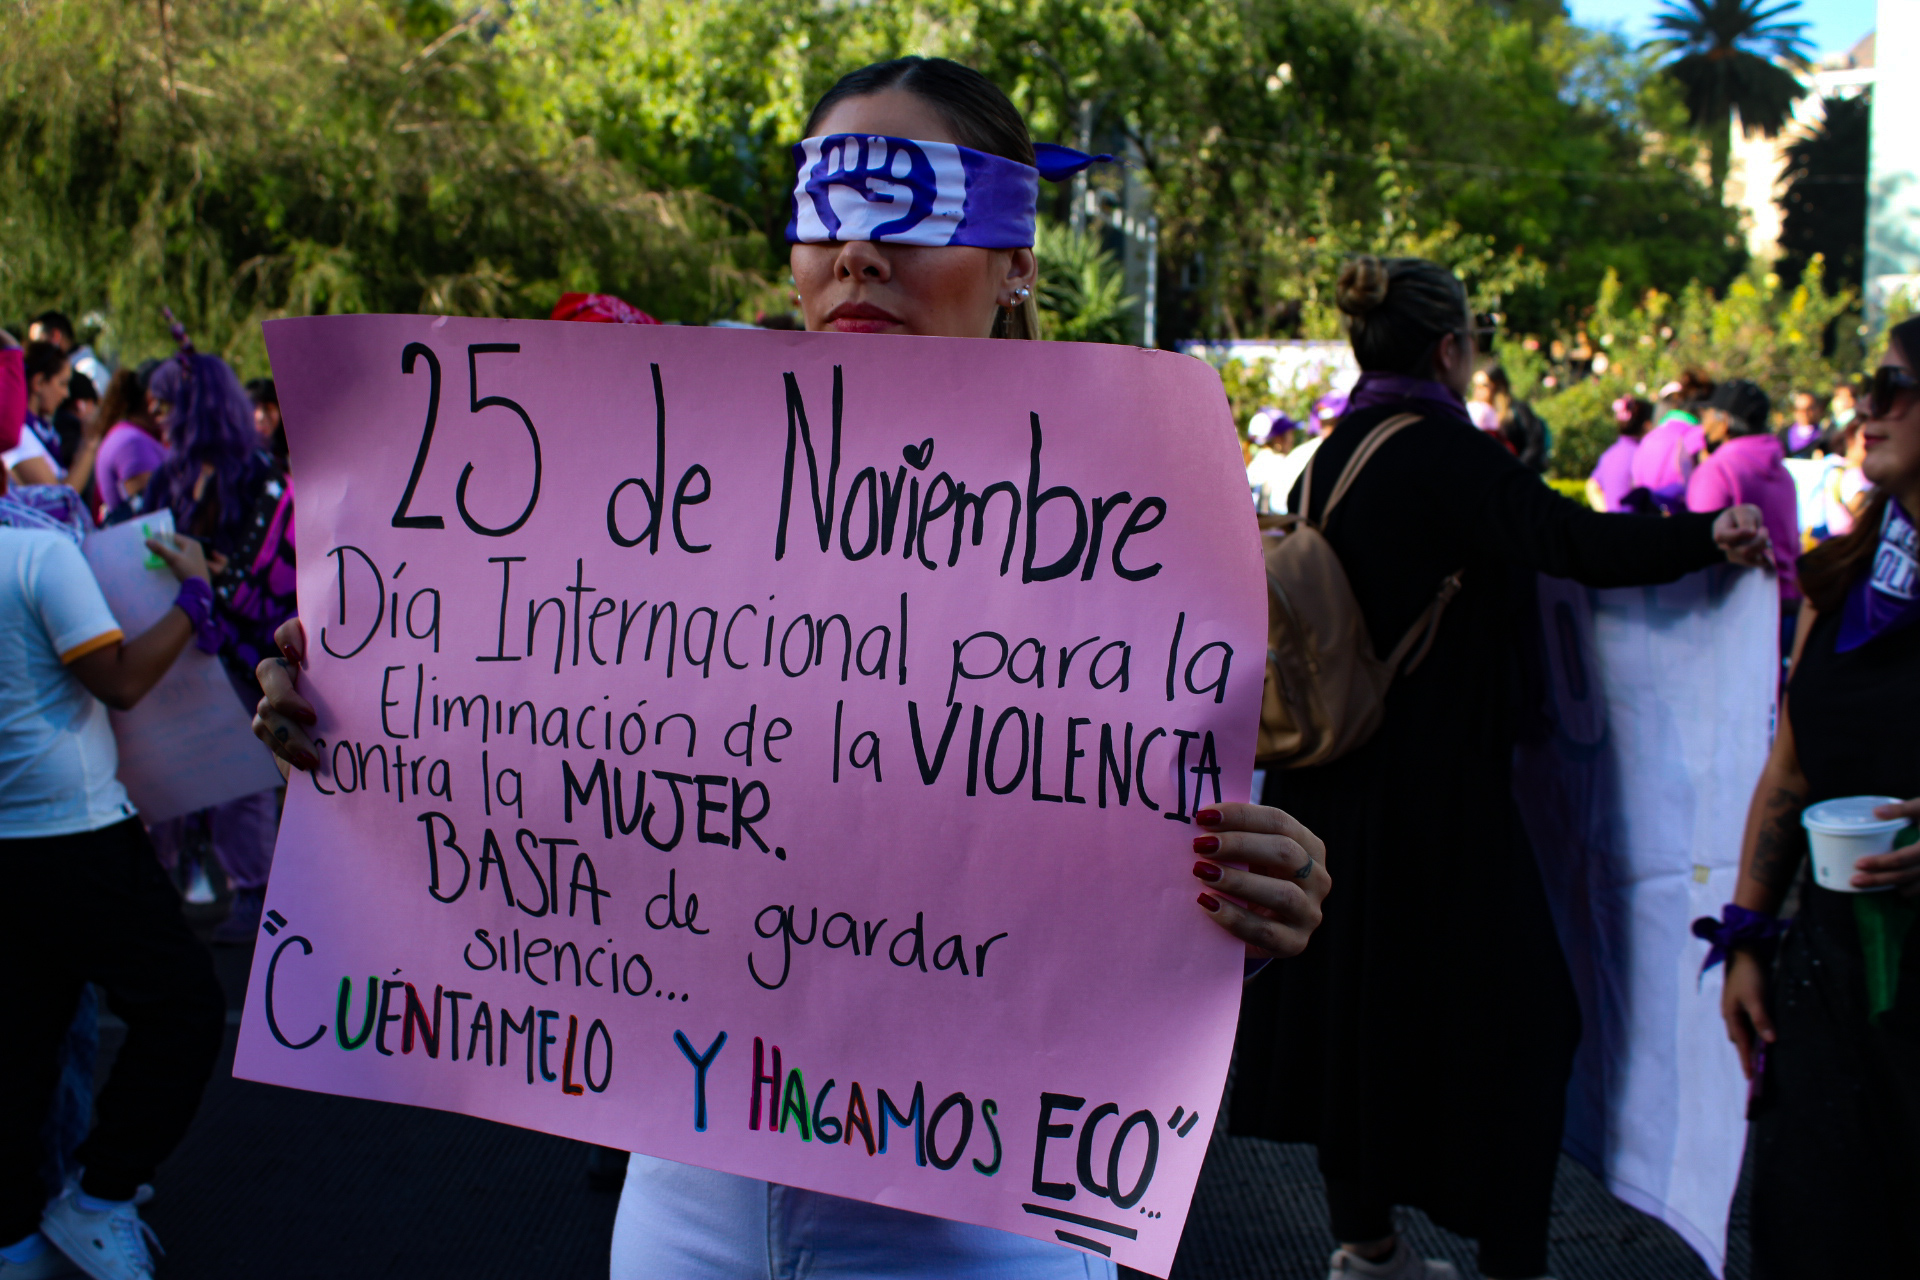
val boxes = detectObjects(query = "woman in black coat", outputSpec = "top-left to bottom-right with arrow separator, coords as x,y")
1230,256 -> 1771,1280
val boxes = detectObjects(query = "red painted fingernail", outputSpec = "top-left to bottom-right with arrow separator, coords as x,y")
1195,809 -> 1222,827
1196,892 -> 1221,912
1193,861 -> 1222,883
1193,835 -> 1220,854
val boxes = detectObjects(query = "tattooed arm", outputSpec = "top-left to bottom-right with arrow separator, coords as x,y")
1736,773 -> 1810,914
1720,602 -> 1815,1078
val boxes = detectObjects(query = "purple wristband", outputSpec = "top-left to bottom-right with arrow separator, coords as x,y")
1690,903 -> 1788,974
174,577 -> 220,654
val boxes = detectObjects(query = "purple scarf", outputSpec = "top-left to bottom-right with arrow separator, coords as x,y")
1343,371 -> 1475,429
0,484 -> 94,545
1837,499 -> 1920,654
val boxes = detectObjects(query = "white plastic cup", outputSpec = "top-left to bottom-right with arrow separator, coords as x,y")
1801,796 -> 1912,893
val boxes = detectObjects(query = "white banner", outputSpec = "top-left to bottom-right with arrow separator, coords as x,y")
1515,566 -> 1777,1278
83,513 -> 285,822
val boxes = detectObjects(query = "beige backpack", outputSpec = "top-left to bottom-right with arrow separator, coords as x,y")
1256,413 -> 1463,768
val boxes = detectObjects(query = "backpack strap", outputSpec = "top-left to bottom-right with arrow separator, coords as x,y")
1300,412 -> 1423,525
1300,410 -> 1464,678
1383,571 -> 1464,676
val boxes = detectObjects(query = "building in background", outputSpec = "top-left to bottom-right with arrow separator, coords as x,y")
1723,33 -> 1874,263
1866,0 -> 1919,323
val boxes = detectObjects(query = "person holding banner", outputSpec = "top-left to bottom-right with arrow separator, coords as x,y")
0,477 -> 226,1280
131,342 -> 297,944
1230,255 -> 1771,1280
1713,315 -> 1920,1280
1629,371 -> 1713,513
249,55 -> 1330,1280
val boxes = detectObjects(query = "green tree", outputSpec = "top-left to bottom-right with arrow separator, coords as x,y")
523,0 -> 1741,340
1777,93 -> 1869,289
1515,257 -> 1856,477
1648,0 -> 1812,194
0,0 -> 777,371
1033,220 -> 1136,343
0,0 -> 1761,362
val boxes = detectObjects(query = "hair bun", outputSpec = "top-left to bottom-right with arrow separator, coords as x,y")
1335,255 -> 1390,319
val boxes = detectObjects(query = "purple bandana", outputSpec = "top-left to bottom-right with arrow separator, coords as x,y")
0,484 -> 94,545
1691,903 -> 1788,974
787,135 -> 1110,249
1837,499 -> 1920,653
1342,371 -> 1475,429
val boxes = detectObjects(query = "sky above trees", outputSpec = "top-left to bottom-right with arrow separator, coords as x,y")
1568,0 -> 1873,56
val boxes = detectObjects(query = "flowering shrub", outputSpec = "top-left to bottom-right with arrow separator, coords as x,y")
1499,257 -> 1860,478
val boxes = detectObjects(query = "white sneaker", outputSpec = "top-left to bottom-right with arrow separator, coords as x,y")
183,862 -> 216,905
0,1236 -> 81,1279
38,1191 -> 159,1280
1328,1240 -> 1460,1279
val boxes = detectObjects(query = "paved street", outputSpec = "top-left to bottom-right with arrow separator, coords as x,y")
110,931 -> 1746,1279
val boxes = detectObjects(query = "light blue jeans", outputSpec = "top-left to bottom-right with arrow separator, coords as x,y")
611,1154 -> 1120,1280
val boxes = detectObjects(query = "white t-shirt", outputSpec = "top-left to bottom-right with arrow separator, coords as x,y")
2,424 -> 65,480
1245,434 -> 1326,514
0,529 -> 135,837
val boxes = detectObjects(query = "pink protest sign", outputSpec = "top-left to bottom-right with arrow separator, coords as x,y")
237,315 -> 1264,1275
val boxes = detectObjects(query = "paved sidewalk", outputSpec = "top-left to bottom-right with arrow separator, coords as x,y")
118,939 -> 1746,1279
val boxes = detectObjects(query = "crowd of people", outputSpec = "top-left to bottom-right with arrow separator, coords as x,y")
3,52 -> 1916,1280
0,311 -> 300,1280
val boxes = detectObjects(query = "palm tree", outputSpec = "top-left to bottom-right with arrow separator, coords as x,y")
1647,0 -> 1814,196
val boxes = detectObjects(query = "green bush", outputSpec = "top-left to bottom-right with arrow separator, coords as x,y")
0,0 -> 778,373
1034,220 -> 1138,345
1514,256 -> 1860,479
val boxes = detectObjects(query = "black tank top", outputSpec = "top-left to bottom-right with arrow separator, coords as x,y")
1787,603 -> 1920,805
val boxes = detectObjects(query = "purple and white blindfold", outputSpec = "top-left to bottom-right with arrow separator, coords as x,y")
787,134 -> 1111,249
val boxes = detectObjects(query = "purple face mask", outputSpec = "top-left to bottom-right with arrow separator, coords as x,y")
787,134 -> 1109,250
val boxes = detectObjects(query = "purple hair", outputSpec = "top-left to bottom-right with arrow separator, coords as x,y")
143,353 -> 272,552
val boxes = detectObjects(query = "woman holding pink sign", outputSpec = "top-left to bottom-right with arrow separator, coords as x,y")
249,56 -> 1332,1280
1711,315 -> 1920,1279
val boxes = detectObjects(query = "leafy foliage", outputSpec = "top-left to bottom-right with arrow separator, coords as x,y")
0,0 -> 779,372
1778,93 -> 1869,290
1034,219 -> 1137,344
1509,257 -> 1858,477
1216,357 -> 1279,436
2,0 -> 1758,365
1648,0 -> 1812,191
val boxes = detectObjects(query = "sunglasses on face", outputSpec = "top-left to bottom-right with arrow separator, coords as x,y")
1868,365 -> 1920,420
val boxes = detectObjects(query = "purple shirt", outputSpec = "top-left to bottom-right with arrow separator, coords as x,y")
93,423 -> 167,510
1629,413 -> 1706,508
1590,435 -> 1640,512
1686,432 -> 1800,601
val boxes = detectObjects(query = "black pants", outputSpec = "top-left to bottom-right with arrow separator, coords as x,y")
1750,884 -> 1920,1278
1325,1171 -> 1553,1279
0,819 -> 225,1242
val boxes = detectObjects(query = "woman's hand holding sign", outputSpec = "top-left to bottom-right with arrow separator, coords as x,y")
254,617 -> 319,774
1191,803 -> 1327,958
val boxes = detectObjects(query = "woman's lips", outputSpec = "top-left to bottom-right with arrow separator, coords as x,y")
824,301 -> 904,333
